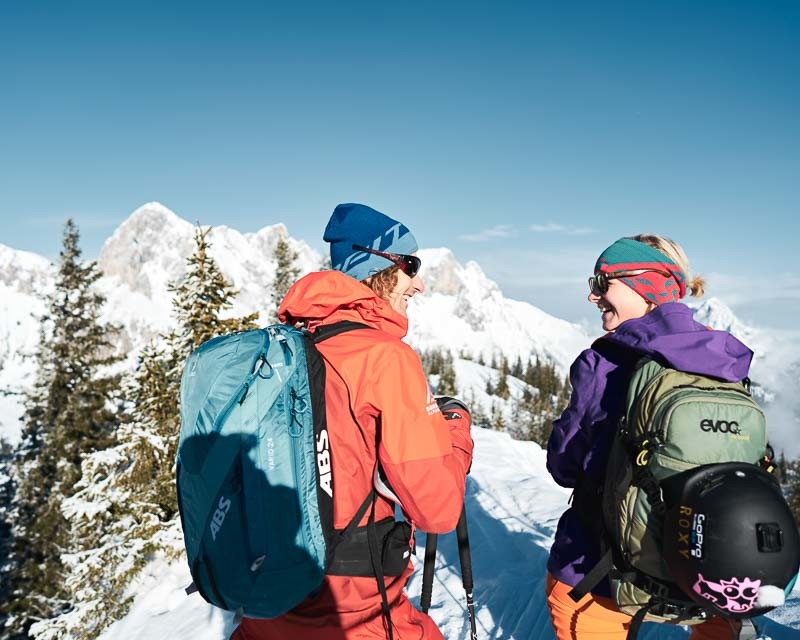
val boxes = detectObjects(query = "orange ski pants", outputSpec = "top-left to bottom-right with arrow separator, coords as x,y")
546,574 -> 740,640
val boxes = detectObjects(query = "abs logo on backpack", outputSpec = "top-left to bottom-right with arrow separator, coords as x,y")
210,495 -> 232,541
700,419 -> 741,435
317,429 -> 333,498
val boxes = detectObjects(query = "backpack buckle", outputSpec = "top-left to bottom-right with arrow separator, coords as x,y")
635,440 -> 653,466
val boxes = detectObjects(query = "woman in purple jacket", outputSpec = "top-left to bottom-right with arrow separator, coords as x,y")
545,234 -> 753,640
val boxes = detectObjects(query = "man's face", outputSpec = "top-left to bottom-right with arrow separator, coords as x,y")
385,268 -> 424,317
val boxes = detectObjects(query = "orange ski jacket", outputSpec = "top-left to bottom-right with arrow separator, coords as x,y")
232,270 -> 473,640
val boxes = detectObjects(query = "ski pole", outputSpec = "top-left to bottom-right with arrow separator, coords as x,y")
456,505 -> 478,640
420,532 -> 438,614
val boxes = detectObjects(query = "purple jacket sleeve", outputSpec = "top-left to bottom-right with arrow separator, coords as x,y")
546,348 -> 610,488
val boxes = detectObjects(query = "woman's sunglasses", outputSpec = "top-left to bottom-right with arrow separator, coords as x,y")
352,244 -> 422,278
588,269 -> 671,295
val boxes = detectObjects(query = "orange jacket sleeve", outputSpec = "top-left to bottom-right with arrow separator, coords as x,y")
369,342 -> 473,533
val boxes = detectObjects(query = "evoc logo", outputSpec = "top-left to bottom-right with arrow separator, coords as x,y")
700,419 -> 741,435
317,429 -> 333,498
209,495 -> 232,541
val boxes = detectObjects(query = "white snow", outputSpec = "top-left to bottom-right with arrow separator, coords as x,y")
91,428 -> 800,640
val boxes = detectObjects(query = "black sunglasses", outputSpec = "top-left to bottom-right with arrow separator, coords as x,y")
588,269 -> 671,295
352,244 -> 421,278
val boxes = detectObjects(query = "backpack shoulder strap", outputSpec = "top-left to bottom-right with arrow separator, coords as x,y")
312,320 -> 373,343
592,336 -> 645,369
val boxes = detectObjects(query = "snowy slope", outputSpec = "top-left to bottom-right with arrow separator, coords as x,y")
94,428 -> 800,640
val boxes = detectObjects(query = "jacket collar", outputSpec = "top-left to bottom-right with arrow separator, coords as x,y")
278,270 -> 408,338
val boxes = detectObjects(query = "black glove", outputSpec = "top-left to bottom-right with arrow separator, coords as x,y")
435,396 -> 470,421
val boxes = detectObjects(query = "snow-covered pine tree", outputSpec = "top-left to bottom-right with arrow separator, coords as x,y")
32,225 -> 259,640
419,348 -> 458,397
495,356 -> 510,400
786,457 -> 800,525
169,226 -> 260,352
1,220 -> 124,639
270,234 -> 301,323
0,438 -> 16,627
436,351 -> 457,397
510,358 -> 570,447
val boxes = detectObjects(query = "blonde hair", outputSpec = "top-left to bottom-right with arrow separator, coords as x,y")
629,234 -> 705,298
362,265 -> 401,300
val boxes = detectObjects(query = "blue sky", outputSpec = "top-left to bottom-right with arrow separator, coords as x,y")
1,1 -> 798,329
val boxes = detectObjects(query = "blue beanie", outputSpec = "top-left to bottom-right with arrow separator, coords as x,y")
323,203 -> 418,281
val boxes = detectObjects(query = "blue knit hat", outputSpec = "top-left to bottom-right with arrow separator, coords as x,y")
323,203 -> 418,281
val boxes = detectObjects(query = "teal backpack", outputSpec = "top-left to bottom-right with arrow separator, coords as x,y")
176,321 -> 377,618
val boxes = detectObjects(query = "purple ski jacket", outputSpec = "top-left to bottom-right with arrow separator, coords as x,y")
546,302 -> 753,596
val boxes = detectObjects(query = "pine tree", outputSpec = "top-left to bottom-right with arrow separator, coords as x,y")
511,356 -> 523,379
271,235 -> 301,323
419,349 -> 458,397
1,219 -> 124,638
786,458 -> 800,525
437,351 -> 458,397
495,356 -> 511,400
491,401 -> 505,432
510,360 -> 571,446
0,438 -> 16,626
34,224 -> 259,640
169,226 -> 259,352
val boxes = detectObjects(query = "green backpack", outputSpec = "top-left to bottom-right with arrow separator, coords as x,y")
570,340 -> 770,632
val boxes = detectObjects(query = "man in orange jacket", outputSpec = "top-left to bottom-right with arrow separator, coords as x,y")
232,203 -> 474,640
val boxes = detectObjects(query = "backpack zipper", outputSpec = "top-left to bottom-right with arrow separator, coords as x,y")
211,330 -> 271,432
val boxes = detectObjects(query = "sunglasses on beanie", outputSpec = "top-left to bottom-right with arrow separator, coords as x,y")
588,268 -> 671,295
352,244 -> 422,278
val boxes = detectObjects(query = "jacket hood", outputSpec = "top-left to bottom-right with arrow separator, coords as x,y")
278,270 -> 408,338
605,302 -> 753,382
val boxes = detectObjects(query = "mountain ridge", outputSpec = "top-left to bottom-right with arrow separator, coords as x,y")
1,203 -> 799,457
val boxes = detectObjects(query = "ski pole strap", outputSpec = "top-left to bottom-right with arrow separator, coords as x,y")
567,548 -> 613,602
456,507 -> 473,592
366,492 -> 395,640
420,532 -> 438,614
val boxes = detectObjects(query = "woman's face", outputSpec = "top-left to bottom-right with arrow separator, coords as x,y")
588,278 -> 652,332
386,269 -> 425,317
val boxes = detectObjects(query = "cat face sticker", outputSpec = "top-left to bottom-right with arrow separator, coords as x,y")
693,574 -> 761,613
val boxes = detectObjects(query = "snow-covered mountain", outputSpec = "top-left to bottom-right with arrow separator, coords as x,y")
0,202 -> 590,444
692,297 -> 800,457
1,202 -> 799,458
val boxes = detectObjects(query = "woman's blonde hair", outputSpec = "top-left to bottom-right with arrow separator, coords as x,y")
629,234 -> 705,298
362,265 -> 401,300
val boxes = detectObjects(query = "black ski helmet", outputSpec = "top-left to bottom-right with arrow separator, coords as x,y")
662,462 -> 800,619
